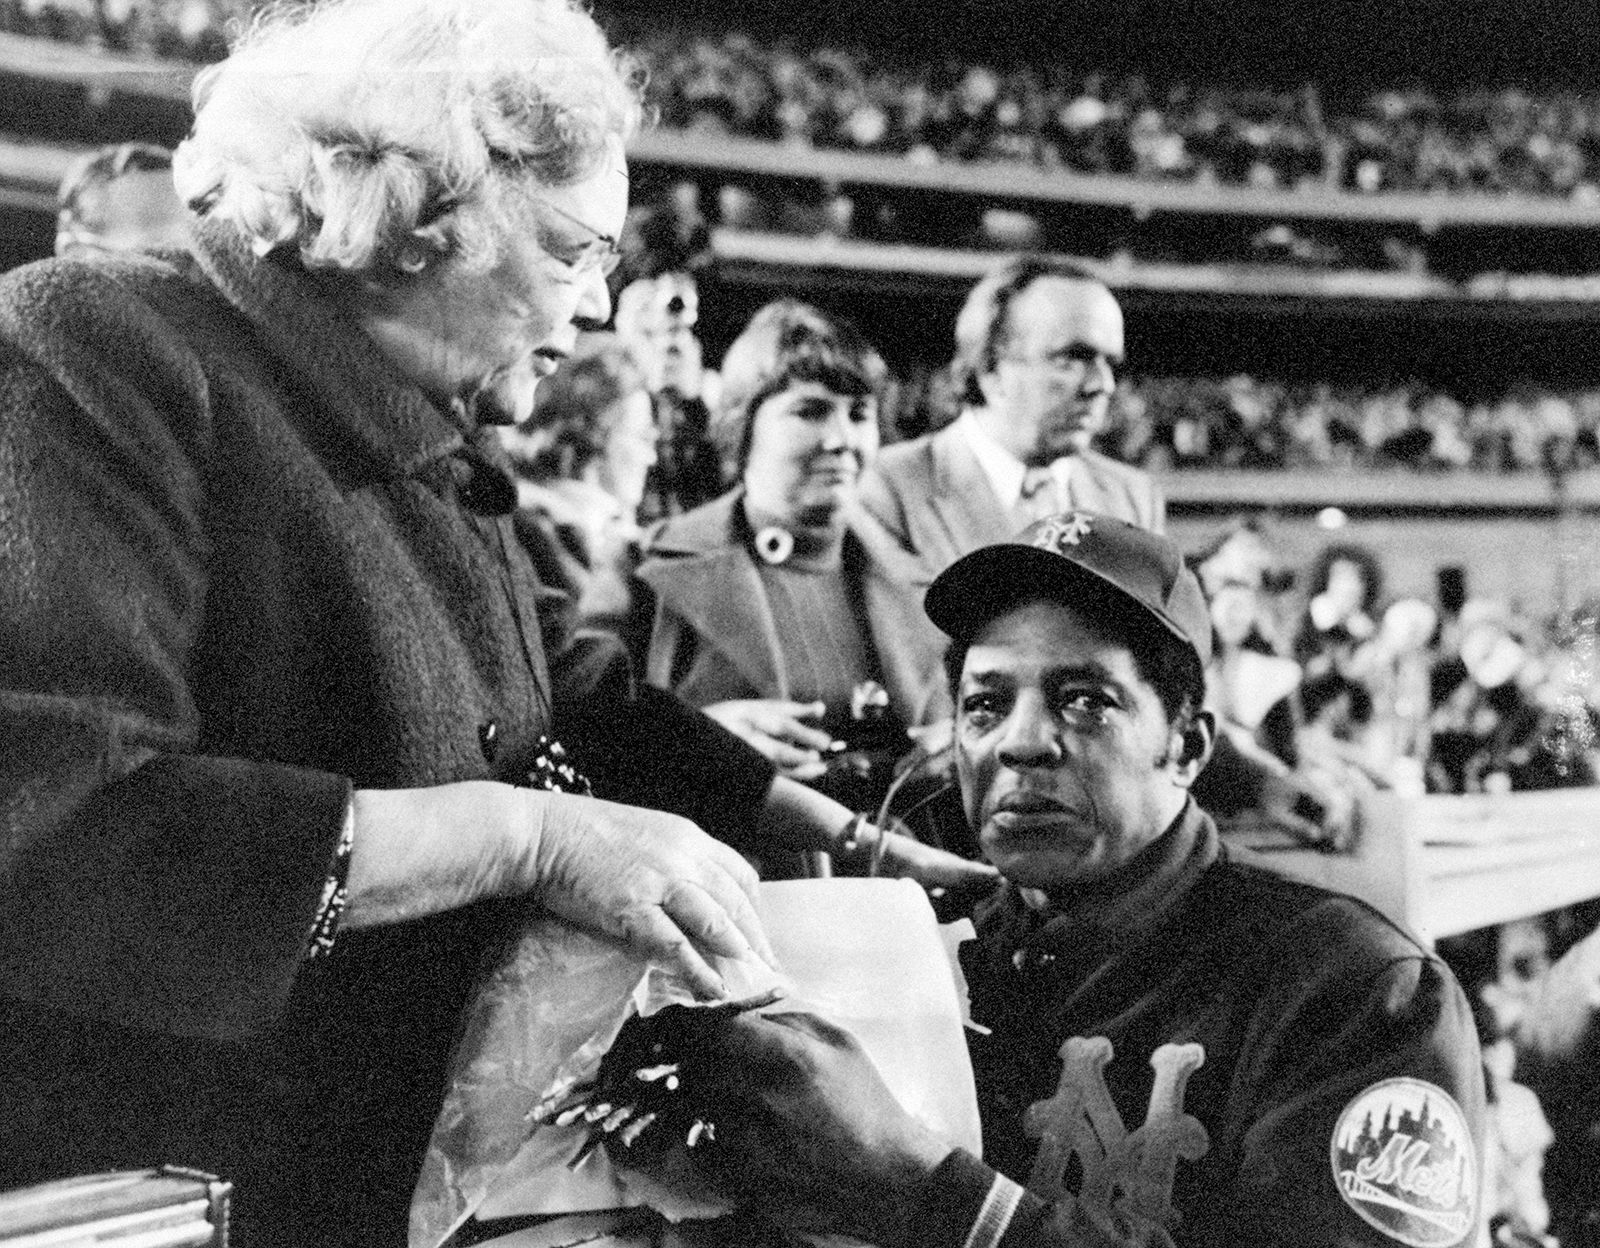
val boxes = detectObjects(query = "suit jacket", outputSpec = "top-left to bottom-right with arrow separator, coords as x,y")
0,222 -> 771,1245
635,490 -> 952,730
858,422 -> 1166,578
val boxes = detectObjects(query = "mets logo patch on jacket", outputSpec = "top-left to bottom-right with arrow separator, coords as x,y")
1331,1077 -> 1478,1246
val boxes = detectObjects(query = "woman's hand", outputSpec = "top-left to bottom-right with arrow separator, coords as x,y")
533,790 -> 775,998
703,699 -> 837,781
344,782 -> 773,999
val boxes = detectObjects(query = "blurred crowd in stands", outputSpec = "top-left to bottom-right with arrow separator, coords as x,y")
626,30 -> 1600,201
1104,375 -> 1600,476
8,0 -> 1600,204
1188,520 -> 1600,805
0,0 -> 233,61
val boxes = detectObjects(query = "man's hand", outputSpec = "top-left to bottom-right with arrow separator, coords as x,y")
344,783 -> 773,1000
703,699 -> 837,781
658,1009 -> 953,1242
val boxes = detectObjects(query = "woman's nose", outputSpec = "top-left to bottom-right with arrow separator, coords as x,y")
818,407 -> 853,450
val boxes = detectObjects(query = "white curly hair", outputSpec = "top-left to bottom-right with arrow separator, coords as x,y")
173,0 -> 643,279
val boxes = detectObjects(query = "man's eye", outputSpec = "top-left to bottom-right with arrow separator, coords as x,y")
1059,691 -> 1115,718
960,695 -> 1002,726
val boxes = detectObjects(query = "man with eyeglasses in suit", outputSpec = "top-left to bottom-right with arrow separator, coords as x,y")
860,256 -> 1163,581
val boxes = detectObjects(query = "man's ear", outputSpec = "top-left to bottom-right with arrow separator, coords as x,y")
974,366 -> 1004,410
1167,709 -> 1216,786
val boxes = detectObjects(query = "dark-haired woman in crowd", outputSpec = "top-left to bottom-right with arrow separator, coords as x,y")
635,300 -> 953,872
1295,540 -> 1386,740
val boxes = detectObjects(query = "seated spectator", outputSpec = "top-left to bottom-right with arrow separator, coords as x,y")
1358,598 -> 1443,793
498,333 -> 656,641
1295,540 -> 1385,743
634,299 -> 951,847
1438,918 -> 1561,1247
1428,602 -> 1597,795
1187,522 -> 1370,845
1191,522 -> 1302,769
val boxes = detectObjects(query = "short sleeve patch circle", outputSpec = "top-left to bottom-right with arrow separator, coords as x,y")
1330,1077 -> 1478,1247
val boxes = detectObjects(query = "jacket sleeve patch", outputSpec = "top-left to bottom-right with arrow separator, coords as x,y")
1330,1077 -> 1478,1246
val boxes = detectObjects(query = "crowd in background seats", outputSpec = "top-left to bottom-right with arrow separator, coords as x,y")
7,0 -> 1600,204
625,29 -> 1600,201
0,0 -> 233,60
1103,375 -> 1600,476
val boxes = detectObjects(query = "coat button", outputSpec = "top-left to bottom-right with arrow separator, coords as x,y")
478,720 -> 499,762
1012,948 -> 1057,975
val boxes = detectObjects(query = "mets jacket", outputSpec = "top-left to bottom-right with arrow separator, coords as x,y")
903,802 -> 1486,1248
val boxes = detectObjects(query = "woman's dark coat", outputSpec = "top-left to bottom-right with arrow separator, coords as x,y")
0,220 -> 770,1244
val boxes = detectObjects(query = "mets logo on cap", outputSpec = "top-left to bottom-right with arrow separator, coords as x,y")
1330,1078 -> 1477,1246
1031,512 -> 1096,552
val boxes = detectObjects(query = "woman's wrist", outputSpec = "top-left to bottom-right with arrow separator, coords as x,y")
344,781 -> 545,927
833,812 -> 885,864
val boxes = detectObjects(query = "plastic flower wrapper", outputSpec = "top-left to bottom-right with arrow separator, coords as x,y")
409,880 -> 981,1248
408,911 -> 788,1248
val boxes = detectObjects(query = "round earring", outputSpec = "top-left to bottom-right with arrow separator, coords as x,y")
754,526 -> 794,565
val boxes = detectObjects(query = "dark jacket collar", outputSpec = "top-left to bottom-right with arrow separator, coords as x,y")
979,799 -> 1221,966
187,218 -> 478,492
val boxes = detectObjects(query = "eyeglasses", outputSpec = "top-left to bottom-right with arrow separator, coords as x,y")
533,195 -> 623,278
997,350 -> 1118,377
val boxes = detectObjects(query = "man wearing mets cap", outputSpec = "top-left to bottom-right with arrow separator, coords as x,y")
632,512 -> 1486,1248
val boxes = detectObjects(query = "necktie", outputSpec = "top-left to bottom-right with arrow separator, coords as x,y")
1019,465 -> 1063,522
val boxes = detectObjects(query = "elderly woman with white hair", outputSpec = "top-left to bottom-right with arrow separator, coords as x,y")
0,1 -> 992,1241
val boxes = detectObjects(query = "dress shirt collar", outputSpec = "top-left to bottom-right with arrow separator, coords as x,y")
953,409 -> 1071,511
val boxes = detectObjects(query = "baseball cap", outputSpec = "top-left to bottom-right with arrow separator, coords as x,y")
925,511 -> 1213,666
